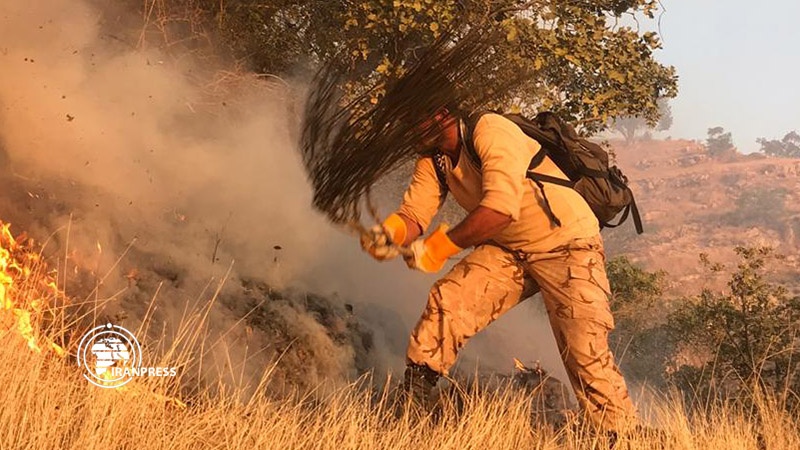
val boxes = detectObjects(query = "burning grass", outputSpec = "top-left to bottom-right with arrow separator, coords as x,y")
0,221 -> 66,356
1,221 -> 800,449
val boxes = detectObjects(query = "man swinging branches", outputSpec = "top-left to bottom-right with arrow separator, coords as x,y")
298,3 -> 675,439
300,24 -> 521,227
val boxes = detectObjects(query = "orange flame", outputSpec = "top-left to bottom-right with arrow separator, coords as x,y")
0,221 -> 65,355
1,220 -> 184,408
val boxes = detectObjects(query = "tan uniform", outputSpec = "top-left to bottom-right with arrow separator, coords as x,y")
398,113 -> 637,430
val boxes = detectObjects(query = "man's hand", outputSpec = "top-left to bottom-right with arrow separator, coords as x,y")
404,224 -> 463,273
360,226 -> 399,260
360,213 -> 408,261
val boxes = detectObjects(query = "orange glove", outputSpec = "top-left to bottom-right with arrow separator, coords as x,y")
360,213 -> 408,261
405,224 -> 462,273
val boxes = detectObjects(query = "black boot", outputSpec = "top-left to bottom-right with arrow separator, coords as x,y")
396,363 -> 439,418
607,424 -> 670,450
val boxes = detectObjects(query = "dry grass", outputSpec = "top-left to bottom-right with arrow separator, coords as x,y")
1,329 -> 800,450
1,310 -> 800,448
1,223 -> 799,449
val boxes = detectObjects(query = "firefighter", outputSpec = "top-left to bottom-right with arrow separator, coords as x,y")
360,108 -> 638,433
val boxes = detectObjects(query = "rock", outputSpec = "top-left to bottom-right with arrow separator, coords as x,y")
512,359 -> 575,430
635,159 -> 655,170
677,154 -> 709,167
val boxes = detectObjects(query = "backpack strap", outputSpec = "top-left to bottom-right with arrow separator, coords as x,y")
527,168 -> 572,227
527,148 -> 548,172
631,199 -> 643,234
432,152 -> 449,201
601,198 -> 644,234
527,173 -> 574,188
464,111 -> 562,228
462,113 -> 484,170
605,166 -> 644,234
529,177 -> 562,227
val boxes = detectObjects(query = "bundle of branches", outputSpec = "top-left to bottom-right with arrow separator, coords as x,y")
299,23 -> 526,228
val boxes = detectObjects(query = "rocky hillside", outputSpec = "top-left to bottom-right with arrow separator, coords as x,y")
603,138 -> 800,294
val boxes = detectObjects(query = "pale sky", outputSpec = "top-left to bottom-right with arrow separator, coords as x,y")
654,1 -> 800,152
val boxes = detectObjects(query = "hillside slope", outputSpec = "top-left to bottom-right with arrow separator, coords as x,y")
604,138 -> 800,293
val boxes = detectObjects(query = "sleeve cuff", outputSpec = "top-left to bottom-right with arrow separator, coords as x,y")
382,213 -> 408,245
396,205 -> 432,233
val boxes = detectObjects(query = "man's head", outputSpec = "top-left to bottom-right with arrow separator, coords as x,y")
383,65 -> 464,157
414,107 -> 461,158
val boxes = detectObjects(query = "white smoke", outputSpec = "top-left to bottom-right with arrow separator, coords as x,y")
0,0 -> 568,389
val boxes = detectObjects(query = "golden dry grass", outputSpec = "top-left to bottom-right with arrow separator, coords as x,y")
1,306 -> 800,449
1,222 -> 799,449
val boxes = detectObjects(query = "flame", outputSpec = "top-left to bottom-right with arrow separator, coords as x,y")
1,220 -> 184,408
0,222 -> 64,355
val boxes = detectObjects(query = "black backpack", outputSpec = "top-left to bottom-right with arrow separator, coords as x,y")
432,111 -> 643,234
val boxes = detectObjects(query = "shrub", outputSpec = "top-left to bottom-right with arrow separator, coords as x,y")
667,247 -> 800,407
722,187 -> 789,230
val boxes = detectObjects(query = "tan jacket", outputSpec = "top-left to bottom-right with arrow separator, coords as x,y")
397,113 -> 599,253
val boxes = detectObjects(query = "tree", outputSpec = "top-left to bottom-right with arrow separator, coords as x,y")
667,247 -> 800,405
757,131 -> 800,158
139,0 -> 678,134
613,99 -> 673,144
706,126 -> 735,156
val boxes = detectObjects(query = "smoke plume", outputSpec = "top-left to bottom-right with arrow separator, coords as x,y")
0,0 -> 569,392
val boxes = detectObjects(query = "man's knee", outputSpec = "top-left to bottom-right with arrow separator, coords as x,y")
407,245 -> 527,374
406,274 -> 488,373
543,274 -> 615,331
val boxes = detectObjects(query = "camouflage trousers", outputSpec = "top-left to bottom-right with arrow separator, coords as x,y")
406,234 -> 637,431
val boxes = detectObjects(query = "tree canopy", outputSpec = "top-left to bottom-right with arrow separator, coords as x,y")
707,126 -> 735,156
757,131 -> 800,158
613,99 -> 673,143
152,0 -> 678,133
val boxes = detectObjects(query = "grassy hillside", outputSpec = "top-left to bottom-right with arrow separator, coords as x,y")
604,138 -> 800,293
